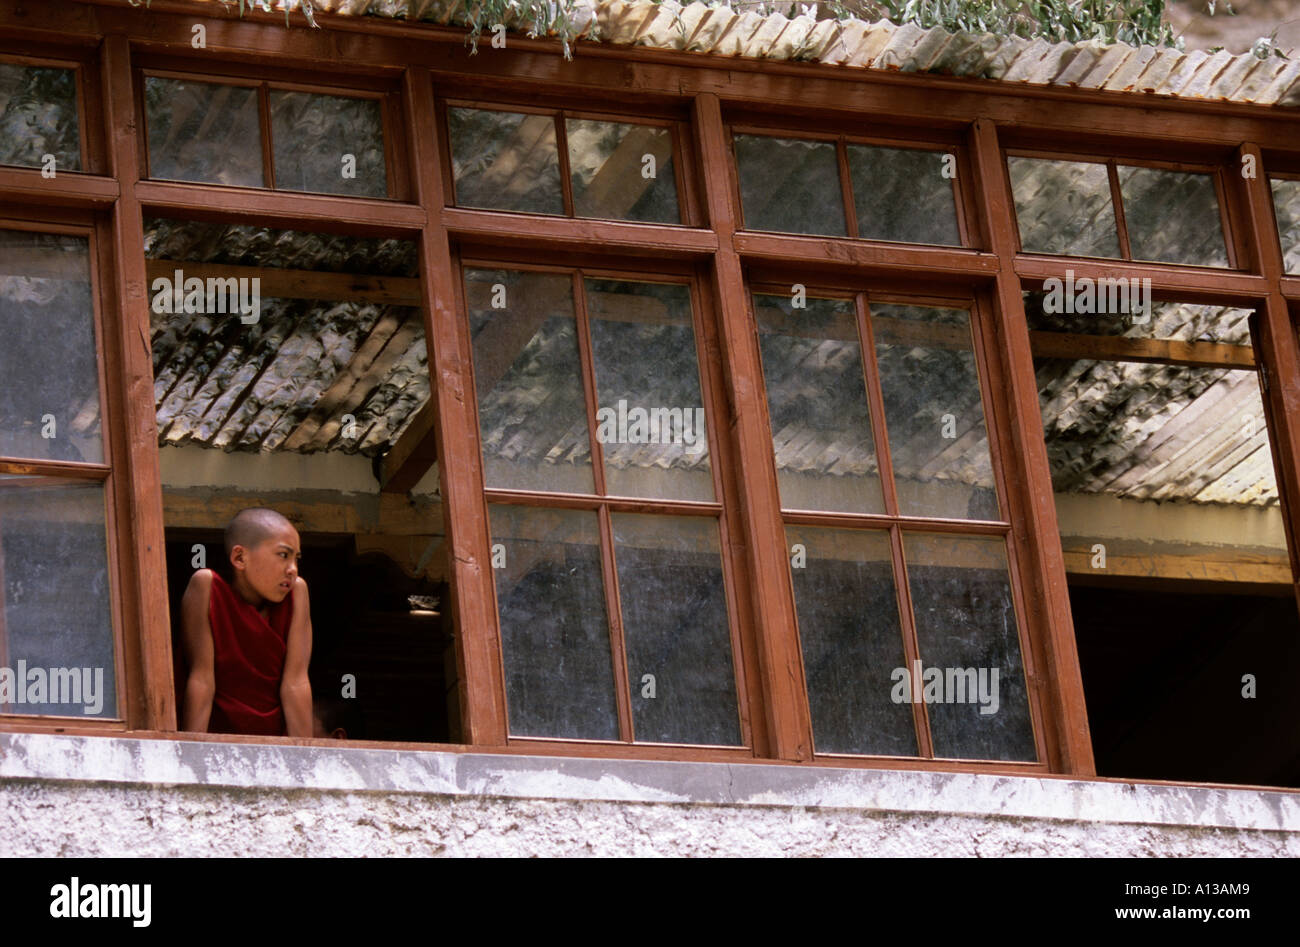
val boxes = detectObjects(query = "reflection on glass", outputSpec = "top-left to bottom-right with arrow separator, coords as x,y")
1008,156 -> 1120,258
1119,165 -> 1229,267
787,525 -> 916,756
489,504 -> 617,740
0,63 -> 80,171
1271,177 -> 1300,274
270,91 -> 386,197
755,293 -> 884,514
587,280 -> 712,501
466,269 -> 593,493
567,119 -> 679,223
0,477 -> 116,718
145,77 -> 263,187
903,532 -> 1035,761
734,134 -> 846,236
846,145 -> 960,245
613,514 -> 740,745
872,304 -> 999,520
449,108 -> 563,215
0,230 -> 100,464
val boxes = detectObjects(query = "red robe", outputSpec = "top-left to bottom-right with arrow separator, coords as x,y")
207,572 -> 293,736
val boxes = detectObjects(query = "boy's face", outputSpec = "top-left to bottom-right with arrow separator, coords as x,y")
231,522 -> 301,604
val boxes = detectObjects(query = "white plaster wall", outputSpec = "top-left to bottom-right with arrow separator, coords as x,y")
1,733 -> 1297,857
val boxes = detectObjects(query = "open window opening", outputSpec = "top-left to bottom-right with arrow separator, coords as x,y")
1027,290 -> 1300,788
147,217 -> 455,744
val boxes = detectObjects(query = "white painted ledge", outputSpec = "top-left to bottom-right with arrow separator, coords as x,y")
2,731 -> 1297,834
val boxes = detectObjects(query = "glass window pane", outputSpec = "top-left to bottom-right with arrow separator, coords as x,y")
0,229 -> 101,464
1119,165 -> 1229,267
489,505 -> 617,740
846,145 -> 960,246
1026,292 -> 1253,346
566,119 -> 679,224
587,280 -> 712,501
872,303 -> 1000,520
612,514 -> 740,745
754,293 -> 884,514
1008,156 -> 1120,258
0,477 -> 116,718
734,134 -> 846,236
448,107 -> 562,215
145,77 -> 263,187
903,532 -> 1035,762
1271,177 -> 1300,274
466,269 -> 593,493
270,91 -> 386,197
0,63 -> 80,171
787,525 -> 916,756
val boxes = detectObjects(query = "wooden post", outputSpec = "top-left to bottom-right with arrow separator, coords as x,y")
101,34 -> 176,731
968,118 -> 1095,775
692,93 -> 812,761
403,67 -> 508,745
1235,143 -> 1300,614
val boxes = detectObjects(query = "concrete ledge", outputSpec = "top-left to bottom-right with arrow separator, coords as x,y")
2,731 -> 1297,834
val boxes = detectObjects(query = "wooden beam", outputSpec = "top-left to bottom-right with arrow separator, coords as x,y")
693,93 -> 811,762
379,399 -> 437,494
969,118 -> 1095,776
162,487 -> 443,536
0,166 -> 118,208
101,34 -> 176,732
136,180 -> 425,238
1015,255 -> 1268,304
444,206 -> 717,259
1062,542 -> 1291,585
1028,331 -> 1255,369
735,230 -> 1000,279
144,260 -> 421,306
405,66 -> 509,745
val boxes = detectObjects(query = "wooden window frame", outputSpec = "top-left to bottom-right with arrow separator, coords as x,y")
3,1 -> 1300,788
439,98 -> 699,227
134,58 -> 408,201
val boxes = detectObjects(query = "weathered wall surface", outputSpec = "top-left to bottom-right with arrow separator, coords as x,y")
1,733 -> 1296,857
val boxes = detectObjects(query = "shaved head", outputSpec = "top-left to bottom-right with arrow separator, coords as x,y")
225,508 -> 296,558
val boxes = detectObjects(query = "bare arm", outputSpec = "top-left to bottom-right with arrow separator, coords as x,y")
280,577 -> 313,738
180,570 -> 216,733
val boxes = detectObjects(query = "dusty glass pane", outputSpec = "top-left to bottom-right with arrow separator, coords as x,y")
613,514 -> 740,745
566,119 -> 679,224
0,63 -> 80,171
787,525 -> 916,756
466,268 -> 594,493
270,91 -> 386,197
846,145 -> 960,245
1025,291 -> 1253,346
754,293 -> 884,514
0,477 -> 116,718
1119,165 -> 1229,267
1008,156 -> 1120,258
904,532 -> 1035,761
734,134 -> 846,236
145,77 -> 263,187
449,107 -> 563,215
872,303 -> 999,520
587,280 -> 712,501
489,505 -> 617,740
0,229 -> 100,464
1271,177 -> 1300,274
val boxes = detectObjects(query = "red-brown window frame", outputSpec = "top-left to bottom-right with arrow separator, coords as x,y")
2,1 -> 1300,788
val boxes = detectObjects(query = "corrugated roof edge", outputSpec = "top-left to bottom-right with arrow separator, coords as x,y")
137,0 -> 1300,106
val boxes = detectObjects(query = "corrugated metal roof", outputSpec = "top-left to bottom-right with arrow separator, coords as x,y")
165,0 -> 1300,107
